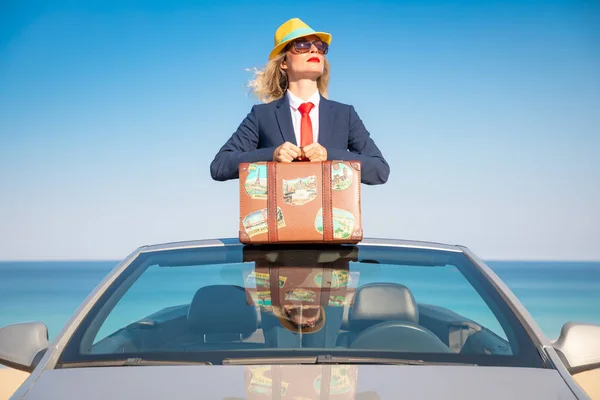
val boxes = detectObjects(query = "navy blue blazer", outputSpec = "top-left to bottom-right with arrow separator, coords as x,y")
210,94 -> 390,185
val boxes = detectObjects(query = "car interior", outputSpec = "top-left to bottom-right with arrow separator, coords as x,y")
91,282 -> 513,357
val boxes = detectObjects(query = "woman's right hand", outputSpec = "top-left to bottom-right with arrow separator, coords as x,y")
273,142 -> 302,162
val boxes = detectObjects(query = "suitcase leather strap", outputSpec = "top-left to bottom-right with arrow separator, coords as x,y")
322,161 -> 334,242
270,264 -> 281,307
267,162 -> 279,242
319,265 -> 333,307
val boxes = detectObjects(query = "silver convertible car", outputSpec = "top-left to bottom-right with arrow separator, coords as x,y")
1,238 -> 599,399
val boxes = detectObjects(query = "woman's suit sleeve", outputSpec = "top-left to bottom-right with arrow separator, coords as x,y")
326,105 -> 390,185
210,106 -> 277,181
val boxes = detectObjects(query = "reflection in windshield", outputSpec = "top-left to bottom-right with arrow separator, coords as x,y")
59,245 -> 544,368
243,261 -> 357,345
245,365 -> 359,398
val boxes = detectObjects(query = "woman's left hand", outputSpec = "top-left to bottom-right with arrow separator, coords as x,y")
302,143 -> 328,162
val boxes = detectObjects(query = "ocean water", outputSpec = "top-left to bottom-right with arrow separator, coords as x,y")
0,260 -> 599,341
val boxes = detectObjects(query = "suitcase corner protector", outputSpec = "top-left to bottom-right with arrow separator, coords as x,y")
349,161 -> 361,171
352,229 -> 363,241
239,231 -> 250,243
239,163 -> 249,172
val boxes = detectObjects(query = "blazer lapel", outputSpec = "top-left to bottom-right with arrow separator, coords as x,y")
318,95 -> 333,147
275,95 -> 297,145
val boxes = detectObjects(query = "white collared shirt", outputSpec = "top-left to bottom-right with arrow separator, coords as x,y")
286,89 -> 320,145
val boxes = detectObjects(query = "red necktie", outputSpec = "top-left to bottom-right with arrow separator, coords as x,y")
298,102 -> 314,147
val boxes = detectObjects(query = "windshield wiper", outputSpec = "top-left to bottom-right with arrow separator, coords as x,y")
222,355 -> 476,366
59,358 -> 212,368
315,355 -> 476,366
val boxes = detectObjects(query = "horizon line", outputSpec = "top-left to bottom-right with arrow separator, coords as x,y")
1,258 -> 599,263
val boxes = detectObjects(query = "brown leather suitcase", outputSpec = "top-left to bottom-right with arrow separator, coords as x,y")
239,160 -> 362,244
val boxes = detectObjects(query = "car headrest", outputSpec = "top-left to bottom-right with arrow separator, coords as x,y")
350,283 -> 418,331
340,291 -> 356,330
187,285 -> 257,337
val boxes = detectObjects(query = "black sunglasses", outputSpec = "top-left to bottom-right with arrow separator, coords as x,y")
289,39 -> 329,55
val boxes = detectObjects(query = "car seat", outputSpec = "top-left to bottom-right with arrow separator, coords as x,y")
341,283 -> 450,353
176,285 -> 264,350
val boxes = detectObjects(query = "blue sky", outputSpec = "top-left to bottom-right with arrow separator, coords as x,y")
1,0 -> 598,260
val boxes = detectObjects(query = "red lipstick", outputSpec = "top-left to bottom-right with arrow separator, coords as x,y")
307,57 -> 320,63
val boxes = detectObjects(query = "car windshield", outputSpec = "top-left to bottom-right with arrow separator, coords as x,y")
58,243 -> 545,368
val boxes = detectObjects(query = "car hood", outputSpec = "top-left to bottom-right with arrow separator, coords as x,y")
17,364 -> 576,400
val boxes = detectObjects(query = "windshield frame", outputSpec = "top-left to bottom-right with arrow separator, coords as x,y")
57,243 -> 548,369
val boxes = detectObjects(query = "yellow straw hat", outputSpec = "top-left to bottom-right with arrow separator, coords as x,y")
269,18 -> 332,60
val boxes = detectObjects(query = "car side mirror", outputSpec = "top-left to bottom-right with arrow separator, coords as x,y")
553,322 -> 600,374
0,322 -> 49,373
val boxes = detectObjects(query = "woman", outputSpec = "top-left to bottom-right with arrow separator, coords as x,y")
210,18 -> 389,185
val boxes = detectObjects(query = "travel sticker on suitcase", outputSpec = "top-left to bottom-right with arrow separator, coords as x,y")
248,290 -> 272,308
245,271 -> 287,288
314,208 -> 355,239
244,163 -> 268,199
283,175 -> 318,206
314,366 -> 356,395
331,162 -> 353,191
285,288 -> 317,302
328,295 -> 346,306
242,207 -> 286,238
247,366 -> 289,396
314,270 -> 351,288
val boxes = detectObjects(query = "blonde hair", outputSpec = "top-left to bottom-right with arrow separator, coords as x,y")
246,50 -> 330,103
